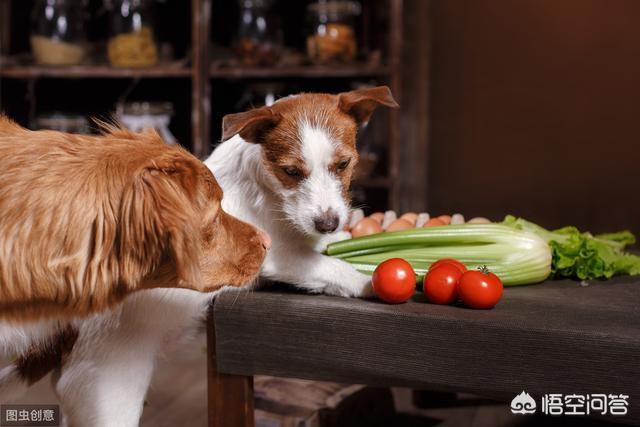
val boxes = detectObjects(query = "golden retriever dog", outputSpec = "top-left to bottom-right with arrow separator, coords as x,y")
0,116 -> 269,354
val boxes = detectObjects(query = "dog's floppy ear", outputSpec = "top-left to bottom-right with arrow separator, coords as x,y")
222,107 -> 282,143
119,155 -> 202,289
338,86 -> 399,126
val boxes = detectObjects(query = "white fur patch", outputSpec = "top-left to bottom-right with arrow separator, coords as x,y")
0,365 -> 30,403
0,319 -> 61,358
299,123 -> 335,173
293,122 -> 349,235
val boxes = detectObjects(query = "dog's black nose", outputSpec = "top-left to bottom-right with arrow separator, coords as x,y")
313,210 -> 340,234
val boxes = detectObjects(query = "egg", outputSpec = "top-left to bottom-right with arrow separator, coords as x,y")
348,209 -> 365,229
351,217 -> 384,237
424,217 -> 446,227
386,218 -> 414,232
450,213 -> 465,225
369,212 -> 384,224
437,215 -> 452,225
381,210 -> 398,230
416,213 -> 430,227
467,217 -> 491,224
399,212 -> 418,225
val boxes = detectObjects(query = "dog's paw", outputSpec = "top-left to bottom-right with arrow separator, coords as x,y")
358,280 -> 375,299
324,273 -> 373,298
313,230 -> 352,252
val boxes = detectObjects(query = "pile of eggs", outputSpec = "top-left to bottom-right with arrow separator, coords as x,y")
347,210 -> 491,238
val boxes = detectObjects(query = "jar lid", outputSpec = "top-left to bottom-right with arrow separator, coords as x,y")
307,1 -> 362,17
119,101 -> 174,116
34,113 -> 89,128
104,0 -> 147,9
238,0 -> 272,8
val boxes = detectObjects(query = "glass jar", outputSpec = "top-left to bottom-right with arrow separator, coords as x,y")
236,83 -> 286,111
306,1 -> 360,64
116,102 -> 177,145
30,0 -> 88,66
234,0 -> 282,67
108,0 -> 158,68
33,113 -> 91,134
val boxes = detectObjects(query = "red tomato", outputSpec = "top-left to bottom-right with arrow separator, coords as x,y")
458,267 -> 503,309
423,264 -> 464,304
372,258 -> 416,304
429,258 -> 467,274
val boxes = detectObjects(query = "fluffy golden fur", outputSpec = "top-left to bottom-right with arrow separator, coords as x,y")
0,117 -> 267,322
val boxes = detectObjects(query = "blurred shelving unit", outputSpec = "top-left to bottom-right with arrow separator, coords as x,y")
0,63 -> 192,78
0,0 -> 403,210
208,64 -> 389,79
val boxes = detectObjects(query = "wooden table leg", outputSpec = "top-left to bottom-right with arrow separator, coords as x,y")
207,303 -> 255,427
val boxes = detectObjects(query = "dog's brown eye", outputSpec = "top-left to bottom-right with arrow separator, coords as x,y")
336,159 -> 351,172
283,167 -> 302,178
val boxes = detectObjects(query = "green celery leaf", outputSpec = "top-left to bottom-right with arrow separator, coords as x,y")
594,231 -> 636,251
502,216 -> 640,281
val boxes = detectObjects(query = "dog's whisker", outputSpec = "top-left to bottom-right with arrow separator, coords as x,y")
350,203 -> 369,211
230,288 -> 242,308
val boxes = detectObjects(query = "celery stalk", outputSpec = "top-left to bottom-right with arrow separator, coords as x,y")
327,224 -> 552,286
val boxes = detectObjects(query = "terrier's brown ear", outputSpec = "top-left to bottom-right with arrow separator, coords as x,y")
338,86 -> 399,126
221,107 -> 282,143
119,155 -> 202,290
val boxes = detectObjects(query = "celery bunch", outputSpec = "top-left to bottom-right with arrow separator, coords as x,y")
327,216 -> 640,286
327,223 -> 552,285
502,216 -> 640,280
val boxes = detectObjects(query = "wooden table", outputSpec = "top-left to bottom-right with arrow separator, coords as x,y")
207,276 -> 640,426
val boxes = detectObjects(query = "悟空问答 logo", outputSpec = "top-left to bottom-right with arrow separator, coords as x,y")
511,391 -> 537,414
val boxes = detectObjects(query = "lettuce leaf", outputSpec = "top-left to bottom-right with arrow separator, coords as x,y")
502,215 -> 640,280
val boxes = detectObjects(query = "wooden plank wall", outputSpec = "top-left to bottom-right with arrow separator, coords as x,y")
399,0 -> 430,213
407,0 -> 640,235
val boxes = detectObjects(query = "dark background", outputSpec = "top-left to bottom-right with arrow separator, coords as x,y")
419,0 -> 640,236
2,0 -> 639,237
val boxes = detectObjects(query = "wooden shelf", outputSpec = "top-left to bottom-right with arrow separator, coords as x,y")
0,63 -> 193,79
0,0 -> 404,210
210,64 -> 389,79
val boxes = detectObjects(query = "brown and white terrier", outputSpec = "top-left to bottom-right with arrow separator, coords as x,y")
208,85 -> 398,296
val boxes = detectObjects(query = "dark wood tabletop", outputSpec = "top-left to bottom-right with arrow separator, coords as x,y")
211,276 -> 640,424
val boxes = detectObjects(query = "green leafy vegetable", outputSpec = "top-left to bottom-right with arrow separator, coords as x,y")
327,215 -> 640,286
502,216 -> 640,280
